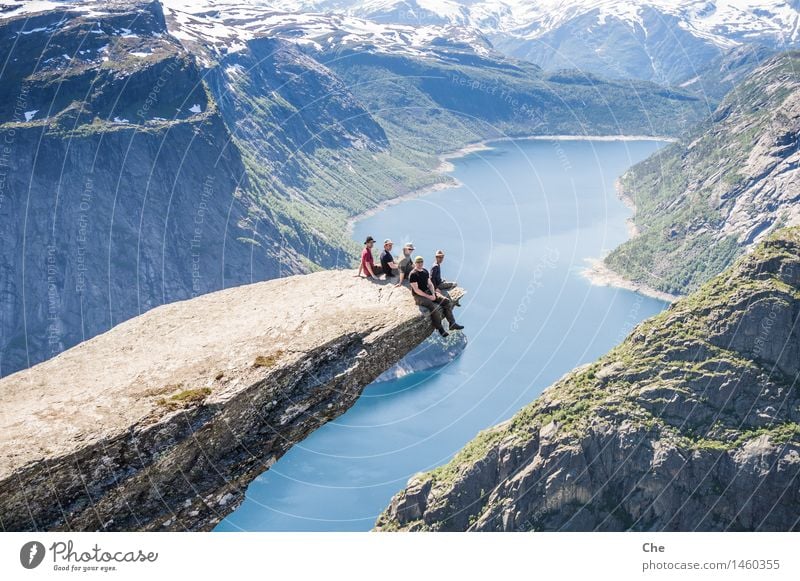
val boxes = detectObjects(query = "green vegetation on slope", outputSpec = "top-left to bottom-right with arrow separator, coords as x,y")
605,51 -> 800,295
327,52 -> 705,154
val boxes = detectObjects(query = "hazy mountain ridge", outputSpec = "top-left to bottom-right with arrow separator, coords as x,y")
674,43 -> 777,103
7,0 -> 799,88
248,0 -> 800,85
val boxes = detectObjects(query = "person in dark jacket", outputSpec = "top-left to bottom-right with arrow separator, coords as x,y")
408,256 -> 464,337
430,249 -> 457,290
380,239 -> 399,279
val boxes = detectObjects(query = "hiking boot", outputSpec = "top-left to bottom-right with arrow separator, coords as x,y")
450,323 -> 465,331
438,329 -> 449,337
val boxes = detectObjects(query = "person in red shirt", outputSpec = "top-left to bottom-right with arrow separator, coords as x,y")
357,236 -> 382,279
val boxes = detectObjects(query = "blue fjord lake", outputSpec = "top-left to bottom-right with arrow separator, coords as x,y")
216,138 -> 669,531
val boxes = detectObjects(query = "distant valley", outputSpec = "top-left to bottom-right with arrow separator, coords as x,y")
239,0 -> 800,88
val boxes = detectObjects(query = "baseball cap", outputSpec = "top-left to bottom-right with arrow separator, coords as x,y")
435,250 -> 445,257
403,242 -> 415,250
414,255 -> 424,263
384,239 -> 393,245
364,236 -> 375,244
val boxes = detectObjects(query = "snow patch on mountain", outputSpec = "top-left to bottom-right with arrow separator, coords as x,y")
160,0 -> 493,59
282,0 -> 800,48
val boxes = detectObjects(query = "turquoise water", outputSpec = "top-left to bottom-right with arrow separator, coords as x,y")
215,138 -> 669,531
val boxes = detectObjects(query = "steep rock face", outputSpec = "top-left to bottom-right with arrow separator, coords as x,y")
376,228 -> 800,532
0,1 -> 205,124
605,51 -> 800,296
0,110 -> 297,377
0,3 -> 305,377
0,271 -> 464,531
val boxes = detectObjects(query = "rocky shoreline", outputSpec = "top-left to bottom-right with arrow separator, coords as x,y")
581,258 -> 680,303
580,173 -> 682,303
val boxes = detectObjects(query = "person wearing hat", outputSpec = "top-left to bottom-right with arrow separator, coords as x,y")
430,249 -> 457,291
394,242 -> 416,287
380,239 -> 399,279
408,255 -> 464,337
357,236 -> 382,279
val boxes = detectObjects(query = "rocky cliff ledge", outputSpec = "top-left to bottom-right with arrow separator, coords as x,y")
377,228 -> 800,531
0,271 -> 463,531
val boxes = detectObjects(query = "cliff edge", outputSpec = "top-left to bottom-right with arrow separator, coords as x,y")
0,271 -> 463,531
377,228 -> 800,531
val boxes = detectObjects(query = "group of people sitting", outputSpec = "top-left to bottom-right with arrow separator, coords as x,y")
356,236 -> 464,338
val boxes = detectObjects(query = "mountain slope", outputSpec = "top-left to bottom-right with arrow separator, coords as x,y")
376,227 -> 800,532
604,51 -> 800,296
319,44 -> 703,148
674,43 -> 776,103
0,1 -> 302,377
